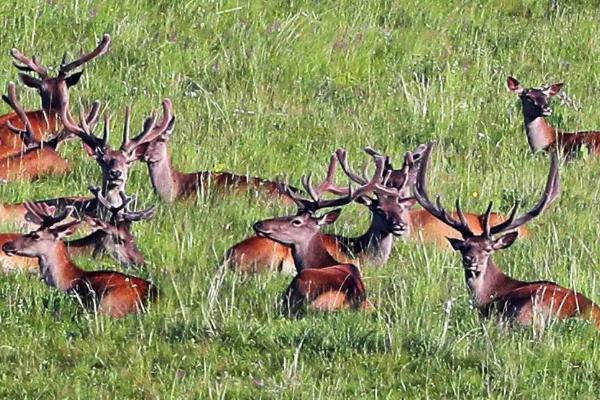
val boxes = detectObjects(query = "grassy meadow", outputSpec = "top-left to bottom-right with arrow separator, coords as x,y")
1,0 -> 600,398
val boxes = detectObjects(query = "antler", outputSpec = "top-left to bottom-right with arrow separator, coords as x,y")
10,48 -> 48,79
2,82 -> 38,147
58,33 -> 111,77
120,99 -> 173,157
483,151 -> 560,237
412,143 -> 475,238
89,186 -> 155,223
60,100 -> 105,151
24,202 -> 74,228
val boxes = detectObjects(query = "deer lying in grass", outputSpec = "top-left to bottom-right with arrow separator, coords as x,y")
140,116 -> 297,204
507,76 -> 600,158
226,149 -> 412,274
62,99 -> 173,208
0,187 -> 154,272
0,34 -> 110,158
2,204 -> 157,318
253,153 -> 399,313
415,146 -> 600,329
0,82 -> 100,182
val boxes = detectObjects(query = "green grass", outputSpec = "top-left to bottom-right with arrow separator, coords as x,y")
1,0 -> 600,398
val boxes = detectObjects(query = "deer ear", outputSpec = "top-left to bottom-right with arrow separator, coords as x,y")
507,76 -> 524,94
401,197 -> 417,207
52,221 -> 81,238
65,70 -> 84,87
492,231 -> 518,250
447,237 -> 464,251
546,82 -> 564,96
19,73 -> 42,89
85,216 -> 110,231
318,208 -> 341,226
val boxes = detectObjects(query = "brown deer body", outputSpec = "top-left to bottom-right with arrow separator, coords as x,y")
0,34 -> 110,158
141,117 -> 296,205
414,144 -> 600,329
507,76 -> 600,157
2,204 -> 156,318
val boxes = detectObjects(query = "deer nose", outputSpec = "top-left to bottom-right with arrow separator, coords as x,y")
2,242 -> 16,255
109,170 -> 122,178
464,256 -> 475,265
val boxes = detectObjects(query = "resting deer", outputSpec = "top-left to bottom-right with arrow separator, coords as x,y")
252,153 -> 399,313
140,116 -> 296,204
226,149 -> 413,274
0,82 -> 100,182
2,204 -> 157,318
62,99 -> 173,207
376,144 -> 529,246
414,145 -> 600,329
0,188 -> 154,272
0,34 -> 110,158
507,76 -> 600,158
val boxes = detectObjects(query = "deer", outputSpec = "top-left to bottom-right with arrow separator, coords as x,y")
140,115 -> 297,205
225,149 -> 414,274
414,145 -> 600,329
61,99 -> 173,208
2,203 -> 157,318
0,187 -> 154,272
507,76 -> 600,158
0,33 -> 110,158
252,152 -> 401,313
374,144 -> 530,247
0,82 -> 100,182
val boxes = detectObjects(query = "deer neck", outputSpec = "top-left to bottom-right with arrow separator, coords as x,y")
290,233 -> 340,272
466,258 -> 524,309
523,115 -> 556,152
101,180 -> 126,208
338,213 -> 394,266
38,242 -> 85,292
146,147 -> 181,202
65,230 -> 106,257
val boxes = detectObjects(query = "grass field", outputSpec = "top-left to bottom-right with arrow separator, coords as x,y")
1,0 -> 600,398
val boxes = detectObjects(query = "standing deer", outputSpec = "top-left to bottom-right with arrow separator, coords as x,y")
226,149 -> 413,274
252,153 -> 398,313
0,34 -> 110,157
140,116 -> 297,204
2,204 -> 157,318
0,82 -> 100,182
62,99 -> 173,207
414,146 -> 600,329
507,76 -> 600,157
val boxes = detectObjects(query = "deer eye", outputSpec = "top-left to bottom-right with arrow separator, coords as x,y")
291,219 -> 302,226
29,232 -> 40,240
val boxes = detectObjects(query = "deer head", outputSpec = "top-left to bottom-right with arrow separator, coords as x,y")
507,76 -> 564,120
11,33 -> 110,114
141,116 -> 176,164
2,203 -> 80,258
86,186 -> 155,267
62,99 -> 173,205
2,82 -> 101,150
413,143 -> 560,287
336,147 -> 416,238
253,151 -> 399,246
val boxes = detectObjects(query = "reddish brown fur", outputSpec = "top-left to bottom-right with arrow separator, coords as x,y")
0,146 -> 70,181
0,111 -> 57,158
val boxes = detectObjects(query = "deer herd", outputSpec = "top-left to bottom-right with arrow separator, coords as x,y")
0,34 -> 598,333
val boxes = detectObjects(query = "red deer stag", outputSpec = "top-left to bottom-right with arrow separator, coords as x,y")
507,76 -> 600,158
2,204 -> 157,318
252,153 -> 398,313
140,116 -> 296,204
226,149 -> 413,274
62,99 -> 173,207
0,82 -> 100,182
415,147 -> 600,329
0,34 -> 110,158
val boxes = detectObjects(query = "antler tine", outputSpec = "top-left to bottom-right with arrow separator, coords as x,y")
412,143 -> 475,238
482,201 -> 494,237
120,99 -> 173,153
58,33 -> 111,76
336,148 -> 368,185
10,48 -> 48,78
122,106 -> 131,147
24,201 -> 72,228
2,82 -> 37,146
276,181 -> 309,210
102,114 -> 111,148
85,101 -> 102,129
489,152 -> 560,236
